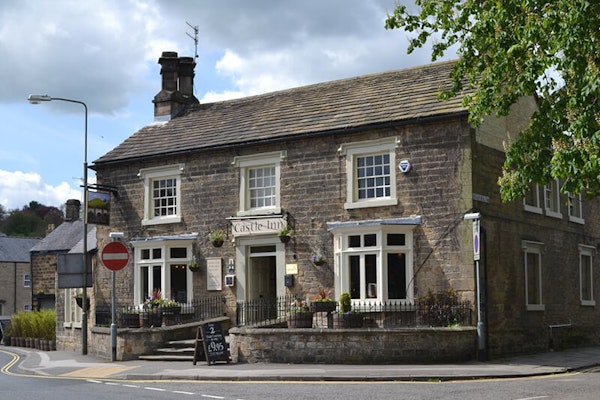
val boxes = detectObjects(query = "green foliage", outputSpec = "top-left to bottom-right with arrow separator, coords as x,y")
5,310 -> 55,340
339,292 -> 352,313
0,201 -> 64,237
386,1 -> 600,201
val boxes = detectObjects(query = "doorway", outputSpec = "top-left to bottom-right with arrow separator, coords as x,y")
247,245 -> 277,322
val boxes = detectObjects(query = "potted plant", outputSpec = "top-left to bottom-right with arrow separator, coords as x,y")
332,292 -> 363,328
139,289 -> 164,327
188,255 -> 200,272
278,224 -> 294,243
309,288 -> 337,313
209,229 -> 225,247
311,252 -> 326,266
120,307 -> 141,328
286,299 -> 313,328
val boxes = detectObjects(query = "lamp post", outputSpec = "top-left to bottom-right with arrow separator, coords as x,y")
28,94 -> 89,355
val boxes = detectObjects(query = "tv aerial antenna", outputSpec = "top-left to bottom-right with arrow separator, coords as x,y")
186,22 -> 199,63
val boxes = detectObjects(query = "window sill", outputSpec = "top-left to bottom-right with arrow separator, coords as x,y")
580,300 -> 596,307
524,205 -> 542,214
344,198 -> 398,210
236,207 -> 281,217
569,216 -> 585,225
142,216 -> 182,226
526,304 -> 545,311
544,210 -> 562,219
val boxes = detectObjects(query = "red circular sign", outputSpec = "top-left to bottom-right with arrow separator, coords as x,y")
101,242 -> 129,271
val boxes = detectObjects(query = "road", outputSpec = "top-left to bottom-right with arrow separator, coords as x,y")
2,351 -> 600,399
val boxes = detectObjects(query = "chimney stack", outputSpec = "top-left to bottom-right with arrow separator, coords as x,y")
65,199 -> 81,222
153,51 -> 199,121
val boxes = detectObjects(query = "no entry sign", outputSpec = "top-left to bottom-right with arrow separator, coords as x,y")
101,242 -> 129,271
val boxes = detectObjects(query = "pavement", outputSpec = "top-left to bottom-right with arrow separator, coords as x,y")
3,345 -> 600,382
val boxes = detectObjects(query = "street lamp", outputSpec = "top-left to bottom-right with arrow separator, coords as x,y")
28,94 -> 89,356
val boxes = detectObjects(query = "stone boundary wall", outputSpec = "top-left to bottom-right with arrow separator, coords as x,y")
90,316 -> 231,360
229,327 -> 477,364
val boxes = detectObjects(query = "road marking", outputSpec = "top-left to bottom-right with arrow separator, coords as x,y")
61,365 -> 137,378
144,386 -> 166,392
514,397 -> 548,400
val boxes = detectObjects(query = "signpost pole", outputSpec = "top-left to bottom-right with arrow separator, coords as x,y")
465,213 -> 486,361
111,270 -> 117,361
103,233 -> 127,362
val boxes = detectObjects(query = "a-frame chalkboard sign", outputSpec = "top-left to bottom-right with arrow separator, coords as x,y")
193,321 -> 230,365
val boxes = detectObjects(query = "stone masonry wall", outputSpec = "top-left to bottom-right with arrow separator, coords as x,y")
229,326 -> 477,364
95,116 -> 475,313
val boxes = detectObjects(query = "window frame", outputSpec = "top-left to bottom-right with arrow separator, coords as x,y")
568,193 -> 585,224
331,222 -> 414,305
139,164 -> 184,226
339,137 -> 398,210
543,179 -> 562,219
132,239 -> 195,305
233,151 -> 285,217
523,183 -> 542,214
64,288 -> 82,328
522,240 -> 545,311
579,244 -> 595,306
23,274 -> 31,288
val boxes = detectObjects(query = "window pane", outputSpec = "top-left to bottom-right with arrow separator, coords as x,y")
141,249 -> 150,260
356,153 -> 391,200
364,234 -> 376,247
152,248 -> 162,259
581,254 -> 592,301
365,254 -> 377,298
170,247 -> 187,259
387,234 -> 405,246
248,166 -> 276,209
350,255 -> 360,299
526,252 -> 540,305
387,253 -> 406,299
152,177 -> 177,217
348,235 -> 361,248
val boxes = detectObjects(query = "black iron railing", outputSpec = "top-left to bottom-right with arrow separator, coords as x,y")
95,295 -> 226,328
236,295 -> 473,328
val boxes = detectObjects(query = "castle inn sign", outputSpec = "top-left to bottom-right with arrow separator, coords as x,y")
229,216 -> 286,237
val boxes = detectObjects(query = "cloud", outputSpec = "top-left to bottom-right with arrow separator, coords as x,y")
0,170 -> 81,210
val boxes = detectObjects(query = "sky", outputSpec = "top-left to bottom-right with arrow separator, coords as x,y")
0,0 -> 451,212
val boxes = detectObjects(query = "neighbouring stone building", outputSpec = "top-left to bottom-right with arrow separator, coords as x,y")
84,52 -> 600,361
30,199 -> 97,352
0,234 -> 40,315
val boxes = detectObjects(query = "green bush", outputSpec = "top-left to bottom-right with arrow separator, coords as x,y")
5,310 -> 55,340
339,292 -> 351,313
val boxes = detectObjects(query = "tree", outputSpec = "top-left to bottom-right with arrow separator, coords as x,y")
385,1 -> 600,201
0,202 -> 64,237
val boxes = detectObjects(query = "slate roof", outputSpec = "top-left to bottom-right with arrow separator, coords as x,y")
30,220 -> 97,254
94,60 -> 467,166
0,234 -> 40,262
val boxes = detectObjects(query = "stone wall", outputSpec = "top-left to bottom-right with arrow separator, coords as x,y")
229,326 -> 477,364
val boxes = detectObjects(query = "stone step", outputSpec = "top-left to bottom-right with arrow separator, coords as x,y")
138,354 -> 194,361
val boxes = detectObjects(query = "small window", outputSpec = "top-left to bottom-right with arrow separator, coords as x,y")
523,241 -> 544,311
524,183 -> 542,214
543,180 -> 562,219
579,245 -> 595,306
139,164 -> 184,225
568,193 -> 584,224
340,138 -> 398,209
23,274 -> 31,288
233,151 -> 285,216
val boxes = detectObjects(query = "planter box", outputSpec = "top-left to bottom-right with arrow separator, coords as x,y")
287,312 -> 314,328
332,313 -> 363,328
309,301 -> 337,313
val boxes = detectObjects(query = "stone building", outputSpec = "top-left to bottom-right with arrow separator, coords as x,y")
89,52 -> 600,360
0,234 -> 40,315
30,199 -> 97,351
